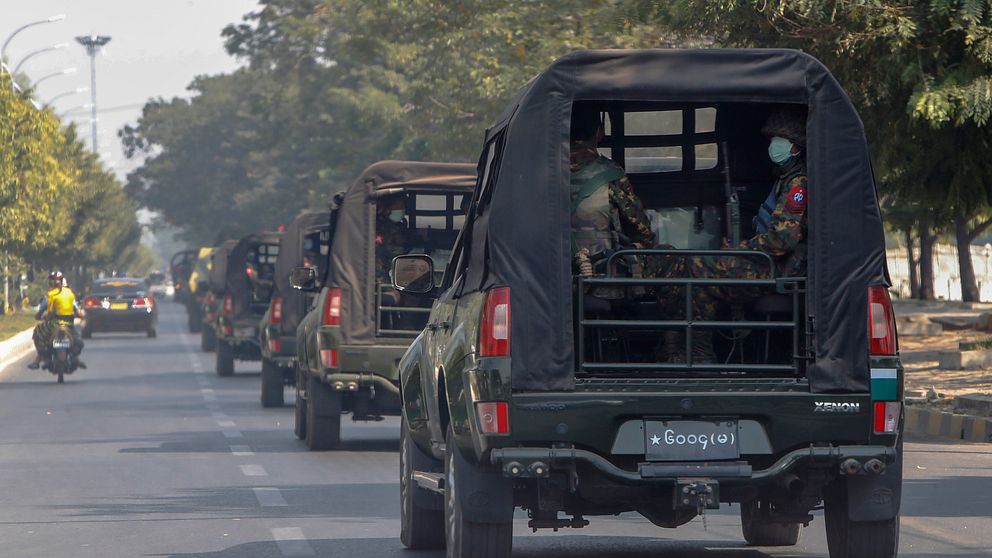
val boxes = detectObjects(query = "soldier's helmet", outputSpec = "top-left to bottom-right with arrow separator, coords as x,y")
761,105 -> 808,147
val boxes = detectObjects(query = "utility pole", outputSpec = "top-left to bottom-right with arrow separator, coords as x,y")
74,35 -> 111,153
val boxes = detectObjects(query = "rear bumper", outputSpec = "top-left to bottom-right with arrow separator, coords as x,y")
490,444 -> 897,485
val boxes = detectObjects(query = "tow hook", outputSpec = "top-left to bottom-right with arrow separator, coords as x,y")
864,458 -> 886,475
839,457 -> 886,476
840,458 -> 862,475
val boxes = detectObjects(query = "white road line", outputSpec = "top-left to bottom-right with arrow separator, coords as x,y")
202,393 -> 217,402
240,464 -> 267,477
200,388 -> 214,394
230,445 -> 254,456
222,430 -> 244,439
211,412 -> 229,419
253,487 -> 287,507
217,420 -> 236,428
271,527 -> 315,557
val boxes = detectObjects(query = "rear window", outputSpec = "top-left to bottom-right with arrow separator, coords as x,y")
91,280 -> 144,296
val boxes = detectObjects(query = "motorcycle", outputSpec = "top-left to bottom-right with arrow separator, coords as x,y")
42,322 -> 78,384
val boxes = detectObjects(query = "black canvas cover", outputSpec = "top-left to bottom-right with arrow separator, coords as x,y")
469,49 -> 888,393
275,209 -> 332,334
327,160 -> 476,345
208,240 -> 238,294
225,232 -> 282,319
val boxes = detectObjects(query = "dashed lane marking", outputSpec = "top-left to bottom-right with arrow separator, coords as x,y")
240,464 -> 267,477
217,420 -> 236,428
271,527 -> 315,556
253,487 -> 287,507
222,430 -> 244,439
230,445 -> 254,456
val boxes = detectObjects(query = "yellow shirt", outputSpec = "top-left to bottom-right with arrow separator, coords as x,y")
46,287 -> 76,317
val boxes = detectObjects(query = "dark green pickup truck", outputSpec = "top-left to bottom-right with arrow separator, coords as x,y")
393,49 -> 902,558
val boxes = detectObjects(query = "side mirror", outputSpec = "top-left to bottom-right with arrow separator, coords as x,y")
289,267 -> 319,292
392,255 -> 435,294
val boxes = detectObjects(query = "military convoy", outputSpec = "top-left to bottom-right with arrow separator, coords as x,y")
167,48 -> 902,558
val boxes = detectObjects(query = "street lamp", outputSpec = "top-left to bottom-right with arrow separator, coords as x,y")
12,42 -> 69,74
75,35 -> 111,153
46,86 -> 88,106
32,67 -> 76,88
1,14 -> 66,64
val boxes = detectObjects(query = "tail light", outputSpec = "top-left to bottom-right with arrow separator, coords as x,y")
83,297 -> 100,309
873,401 -> 901,434
222,324 -> 233,336
269,339 -> 281,353
222,294 -> 233,316
271,296 -> 283,324
320,348 -> 338,368
322,288 -> 341,326
476,401 -> 510,434
206,292 -> 215,305
133,296 -> 153,309
479,287 -> 510,357
868,286 -> 897,355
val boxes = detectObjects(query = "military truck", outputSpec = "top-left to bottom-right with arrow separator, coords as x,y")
169,249 -> 196,308
185,247 -> 214,337
259,209 -> 333,407
392,50 -> 902,558
215,232 -> 281,377
290,161 -> 475,450
203,240 -> 237,354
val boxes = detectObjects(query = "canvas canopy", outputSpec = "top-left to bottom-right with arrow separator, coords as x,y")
327,160 -> 476,345
225,232 -> 282,320
464,49 -> 889,393
274,209 -> 332,334
207,240 -> 238,294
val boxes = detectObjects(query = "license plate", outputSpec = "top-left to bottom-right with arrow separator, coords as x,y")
644,420 -> 739,461
236,327 -> 256,337
110,302 -> 128,310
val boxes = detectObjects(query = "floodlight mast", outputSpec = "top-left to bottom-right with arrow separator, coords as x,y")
75,35 -> 111,152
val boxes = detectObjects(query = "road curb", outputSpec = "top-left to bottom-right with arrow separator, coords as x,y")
905,405 -> 992,443
0,328 -> 34,373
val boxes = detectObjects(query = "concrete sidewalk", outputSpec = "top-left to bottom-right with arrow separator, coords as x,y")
0,328 -> 33,373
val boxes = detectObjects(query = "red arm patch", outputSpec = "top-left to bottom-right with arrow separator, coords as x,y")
783,184 -> 807,214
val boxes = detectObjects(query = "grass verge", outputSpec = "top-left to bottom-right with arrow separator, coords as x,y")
0,313 -> 36,343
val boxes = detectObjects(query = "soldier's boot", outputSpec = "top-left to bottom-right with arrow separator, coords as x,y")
654,330 -> 686,363
691,331 -> 717,364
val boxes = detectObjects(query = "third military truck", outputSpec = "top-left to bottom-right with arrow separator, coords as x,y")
393,49 -> 903,558
291,161 -> 475,450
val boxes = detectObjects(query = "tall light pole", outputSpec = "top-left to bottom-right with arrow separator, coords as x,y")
75,35 -> 111,153
1,14 -> 65,64
12,42 -> 69,74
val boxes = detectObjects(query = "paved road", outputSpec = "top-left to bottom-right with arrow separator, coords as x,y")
0,303 -> 988,557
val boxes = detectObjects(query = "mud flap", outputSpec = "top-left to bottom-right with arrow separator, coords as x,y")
847,443 -> 902,522
452,442 -> 514,524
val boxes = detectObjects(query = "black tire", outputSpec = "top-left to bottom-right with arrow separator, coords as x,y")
740,500 -> 802,546
81,328 -> 92,339
147,328 -> 157,338
444,426 -> 512,558
400,415 -> 445,549
201,325 -> 216,352
260,359 -> 285,408
216,341 -> 235,377
293,368 -> 307,440
305,376 -> 341,450
824,484 -> 900,558
57,370 -> 64,384
188,310 -> 201,333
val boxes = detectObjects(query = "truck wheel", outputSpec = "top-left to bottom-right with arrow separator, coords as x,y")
824,486 -> 899,558
740,500 -> 802,546
216,341 -> 234,377
147,328 -> 157,338
400,415 -> 444,549
444,426 -> 512,558
305,376 -> 341,450
188,311 -> 201,333
294,369 -> 307,440
260,359 -> 285,408
201,325 -> 216,352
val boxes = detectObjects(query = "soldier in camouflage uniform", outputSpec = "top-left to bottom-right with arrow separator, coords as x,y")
658,106 -> 809,362
569,103 -> 655,278
376,194 -> 411,321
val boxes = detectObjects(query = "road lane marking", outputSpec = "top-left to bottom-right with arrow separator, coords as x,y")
271,527 -> 315,556
211,412 -> 228,419
222,430 -> 244,439
240,464 -> 267,477
217,420 -> 236,428
253,487 -> 287,507
203,393 -> 217,402
230,445 -> 254,456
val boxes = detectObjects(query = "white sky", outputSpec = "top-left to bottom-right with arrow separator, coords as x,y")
1,0 -> 261,179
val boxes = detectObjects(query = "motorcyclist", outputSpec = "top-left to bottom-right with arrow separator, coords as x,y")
27,271 -> 86,370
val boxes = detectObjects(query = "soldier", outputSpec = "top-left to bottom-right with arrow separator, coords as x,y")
375,194 -> 410,310
659,106 -> 809,362
569,102 -> 655,277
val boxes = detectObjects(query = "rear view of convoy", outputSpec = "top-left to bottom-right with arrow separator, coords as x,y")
171,48 -> 904,558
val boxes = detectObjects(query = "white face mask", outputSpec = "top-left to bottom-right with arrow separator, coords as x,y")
388,209 -> 405,223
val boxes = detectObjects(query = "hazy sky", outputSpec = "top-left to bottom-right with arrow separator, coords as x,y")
1,0 -> 260,179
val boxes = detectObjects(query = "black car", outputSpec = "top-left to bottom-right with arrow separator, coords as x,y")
82,277 -> 159,338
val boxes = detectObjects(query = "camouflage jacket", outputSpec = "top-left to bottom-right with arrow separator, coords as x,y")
740,159 -> 808,275
570,144 -> 655,250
